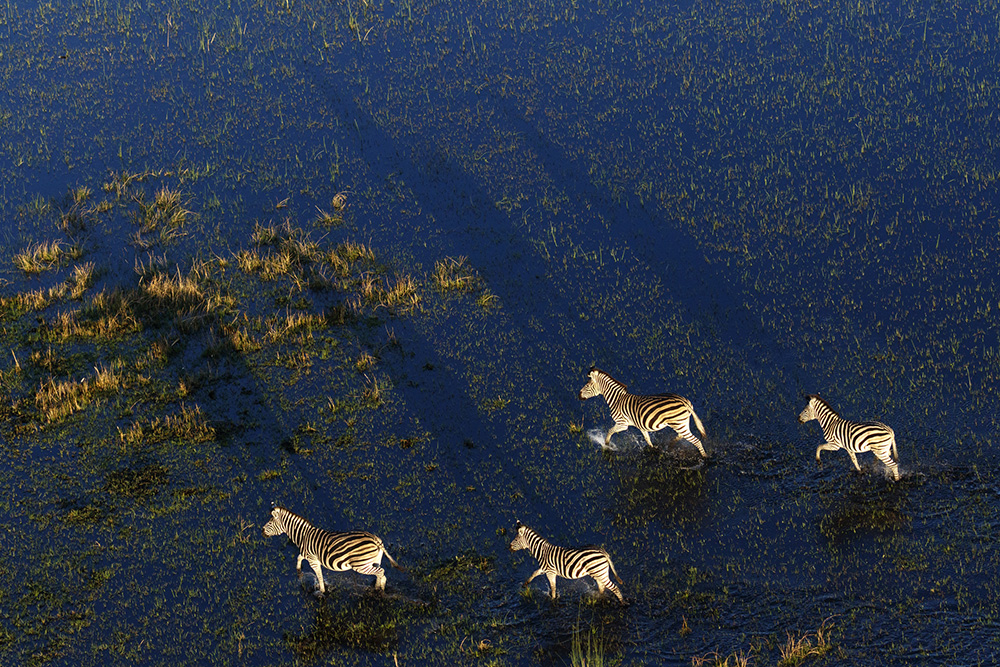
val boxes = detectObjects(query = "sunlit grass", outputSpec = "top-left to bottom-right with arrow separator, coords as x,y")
432,255 -> 477,292
13,240 -> 82,274
118,404 -> 216,447
777,620 -> 833,667
35,363 -> 126,422
571,620 -> 605,667
691,650 -> 751,667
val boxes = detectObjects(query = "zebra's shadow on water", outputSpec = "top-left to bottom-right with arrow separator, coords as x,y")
814,475 -> 912,545
285,578 -> 438,662
605,447 -> 710,531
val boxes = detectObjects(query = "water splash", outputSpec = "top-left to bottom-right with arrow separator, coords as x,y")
586,428 -> 649,453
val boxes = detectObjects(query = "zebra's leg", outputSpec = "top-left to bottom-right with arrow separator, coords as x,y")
846,449 -> 862,472
815,442 -> 840,464
604,422 -> 629,447
641,430 -> 654,447
356,563 -> 387,591
874,449 -> 901,481
675,422 -> 707,458
307,558 -> 326,595
593,570 -> 606,595
604,579 -> 624,603
296,553 -> 305,572
523,568 -> 545,589
545,572 -> 558,599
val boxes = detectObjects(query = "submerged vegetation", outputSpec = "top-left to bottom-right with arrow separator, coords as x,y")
1,0 -> 999,665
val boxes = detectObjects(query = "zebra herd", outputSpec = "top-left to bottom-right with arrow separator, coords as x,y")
264,366 -> 903,602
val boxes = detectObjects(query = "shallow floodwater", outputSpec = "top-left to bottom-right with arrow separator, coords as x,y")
1,0 -> 999,665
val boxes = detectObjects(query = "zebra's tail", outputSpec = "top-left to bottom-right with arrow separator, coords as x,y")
381,543 -> 407,573
690,408 -> 707,439
605,550 -> 624,585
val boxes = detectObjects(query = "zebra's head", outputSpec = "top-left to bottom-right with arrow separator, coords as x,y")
578,367 -> 603,401
509,521 -> 529,552
798,395 -> 821,424
262,506 -> 287,537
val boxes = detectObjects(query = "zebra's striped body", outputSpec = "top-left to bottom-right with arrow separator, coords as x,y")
579,366 -> 707,457
798,395 -> 900,481
509,521 -> 624,603
262,505 -> 403,594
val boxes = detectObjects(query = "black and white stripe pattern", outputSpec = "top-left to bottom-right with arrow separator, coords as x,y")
262,505 -> 403,594
578,366 -> 707,457
509,521 -> 624,603
798,395 -> 900,481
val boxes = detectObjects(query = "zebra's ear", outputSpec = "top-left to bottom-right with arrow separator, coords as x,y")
515,520 -> 522,528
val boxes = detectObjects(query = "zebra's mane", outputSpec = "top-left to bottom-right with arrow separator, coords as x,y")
517,523 -> 548,542
591,367 -> 627,391
274,505 -> 314,528
807,394 -> 839,416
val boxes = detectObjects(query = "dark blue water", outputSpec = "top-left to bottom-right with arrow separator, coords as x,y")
2,0 -> 1000,665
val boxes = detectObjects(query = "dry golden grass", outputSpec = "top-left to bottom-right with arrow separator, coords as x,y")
6,261 -> 97,313
153,186 -> 181,210
13,240 -> 82,274
383,274 -> 420,311
104,169 -> 161,198
476,290 -> 500,310
47,266 -> 211,340
331,191 -> 349,211
50,289 -> 140,340
68,262 -> 96,299
265,311 -> 326,342
129,185 -> 192,245
777,620 -> 832,666
35,363 -> 125,422
334,240 -> 375,263
355,351 -> 377,373
29,348 -> 61,373
432,256 -> 477,292
241,223 -> 324,282
140,335 -> 178,368
235,249 -> 263,273
313,206 -> 343,227
360,374 -> 389,407
142,270 -> 204,310
224,326 -> 260,353
72,185 -> 93,204
118,404 -> 215,447
252,221 -> 281,246
691,651 -> 751,667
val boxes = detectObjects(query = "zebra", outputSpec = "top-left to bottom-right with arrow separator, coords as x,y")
509,521 -> 624,603
578,366 -> 708,457
262,505 -> 404,594
798,395 -> 900,481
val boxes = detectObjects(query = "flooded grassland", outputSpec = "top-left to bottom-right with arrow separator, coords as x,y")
1,0 -> 1000,665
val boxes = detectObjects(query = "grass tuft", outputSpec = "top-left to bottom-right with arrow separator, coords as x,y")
35,364 -> 125,422
432,256 -> 477,292
118,404 -> 216,447
691,650 -> 751,667
313,206 -> 343,227
13,240 -> 82,274
571,620 -> 606,667
777,619 -> 833,666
